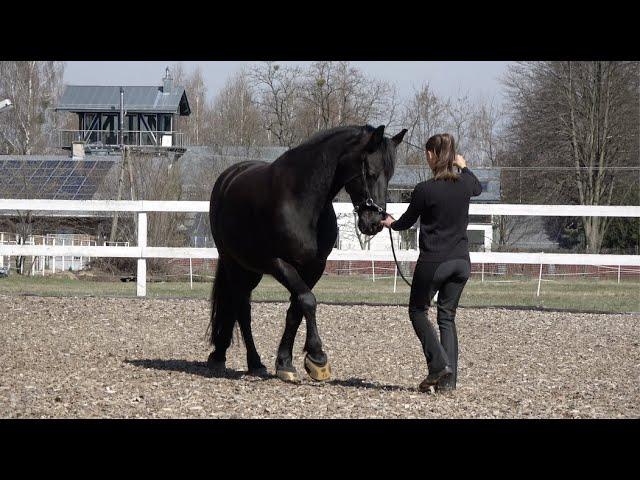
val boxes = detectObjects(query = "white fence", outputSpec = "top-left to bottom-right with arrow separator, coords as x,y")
0,199 -> 639,297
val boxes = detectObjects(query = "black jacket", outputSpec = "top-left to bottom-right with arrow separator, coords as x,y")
391,167 -> 482,262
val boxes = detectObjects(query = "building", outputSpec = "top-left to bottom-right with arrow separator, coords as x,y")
55,68 -> 191,157
388,165 -> 501,203
1,68 -> 194,274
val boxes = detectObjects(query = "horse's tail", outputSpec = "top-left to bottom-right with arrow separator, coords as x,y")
206,256 -> 237,347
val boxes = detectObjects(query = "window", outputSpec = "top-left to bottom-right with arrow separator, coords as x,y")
126,115 -> 139,131
83,113 -> 99,143
159,114 -> 172,132
144,114 -> 157,131
125,115 -> 139,145
101,115 -> 118,144
400,190 -> 412,202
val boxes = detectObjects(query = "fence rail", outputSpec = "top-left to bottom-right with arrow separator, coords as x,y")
58,130 -> 186,149
1,199 -> 639,297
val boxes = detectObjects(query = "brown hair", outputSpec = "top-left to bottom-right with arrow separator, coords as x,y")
425,133 -> 459,181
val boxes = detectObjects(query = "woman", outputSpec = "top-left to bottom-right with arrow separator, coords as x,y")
381,133 -> 482,392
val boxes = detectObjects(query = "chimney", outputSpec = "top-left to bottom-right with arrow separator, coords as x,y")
72,141 -> 85,160
163,67 -> 172,94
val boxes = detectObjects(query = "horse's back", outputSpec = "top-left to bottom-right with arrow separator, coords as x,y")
211,161 -> 269,203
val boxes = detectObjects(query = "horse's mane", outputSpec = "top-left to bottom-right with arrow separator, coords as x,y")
283,124 -> 396,178
296,125 -> 364,149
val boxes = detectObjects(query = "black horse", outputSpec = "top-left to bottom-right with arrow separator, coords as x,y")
207,124 -> 407,382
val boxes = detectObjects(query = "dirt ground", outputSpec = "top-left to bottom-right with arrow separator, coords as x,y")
1,294 -> 638,418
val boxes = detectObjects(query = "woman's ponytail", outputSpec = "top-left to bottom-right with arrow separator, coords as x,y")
425,133 -> 459,181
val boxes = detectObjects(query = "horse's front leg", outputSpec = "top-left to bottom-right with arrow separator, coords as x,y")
300,260 -> 330,381
270,257 -> 330,383
274,297 -> 304,382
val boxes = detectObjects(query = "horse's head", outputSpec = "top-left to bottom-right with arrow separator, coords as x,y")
344,125 -> 407,236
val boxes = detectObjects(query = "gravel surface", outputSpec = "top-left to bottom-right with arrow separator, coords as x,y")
1,294 -> 638,418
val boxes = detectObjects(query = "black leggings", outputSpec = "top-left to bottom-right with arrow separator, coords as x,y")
409,258 -> 470,389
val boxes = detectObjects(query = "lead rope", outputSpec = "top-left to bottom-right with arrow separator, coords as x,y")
388,225 -> 412,287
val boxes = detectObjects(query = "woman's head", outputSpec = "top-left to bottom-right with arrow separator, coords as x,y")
425,133 -> 459,181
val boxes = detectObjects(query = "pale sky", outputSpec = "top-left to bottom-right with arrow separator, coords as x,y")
64,61 -> 512,106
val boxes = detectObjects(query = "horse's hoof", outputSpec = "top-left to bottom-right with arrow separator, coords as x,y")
275,368 -> 299,383
304,354 -> 331,382
207,353 -> 226,373
247,366 -> 269,377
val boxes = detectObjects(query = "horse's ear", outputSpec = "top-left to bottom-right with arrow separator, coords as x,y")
392,129 -> 408,146
364,125 -> 385,152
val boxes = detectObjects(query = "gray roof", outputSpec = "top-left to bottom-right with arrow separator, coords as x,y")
56,85 -> 191,115
389,165 -> 501,202
179,145 -> 288,197
0,154 -> 118,200
180,145 -> 289,162
504,216 -> 560,249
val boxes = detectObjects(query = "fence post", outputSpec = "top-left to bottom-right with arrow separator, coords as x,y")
485,224 -> 492,252
393,264 -> 397,293
0,232 -> 3,268
618,265 -> 621,284
137,212 -> 147,297
52,238 -> 56,274
41,236 -> 45,276
481,263 -> 485,282
536,253 -> 544,297
371,257 -> 375,282
189,257 -> 193,290
30,236 -> 35,276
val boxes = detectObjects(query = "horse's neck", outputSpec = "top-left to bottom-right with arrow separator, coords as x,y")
307,147 -> 360,209
330,155 -> 359,199
276,142 -> 355,213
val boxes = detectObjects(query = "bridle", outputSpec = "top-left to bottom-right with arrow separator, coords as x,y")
350,155 -> 387,216
348,148 -> 413,288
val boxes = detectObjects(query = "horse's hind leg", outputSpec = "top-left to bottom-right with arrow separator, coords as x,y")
234,290 -> 267,376
207,256 -> 236,372
225,260 -> 265,375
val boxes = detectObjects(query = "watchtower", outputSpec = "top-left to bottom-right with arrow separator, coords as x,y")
55,68 -> 191,157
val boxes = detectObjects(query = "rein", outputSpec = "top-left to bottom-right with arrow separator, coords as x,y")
388,228 -> 412,287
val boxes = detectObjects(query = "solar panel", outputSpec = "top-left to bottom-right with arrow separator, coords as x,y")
0,156 -> 116,200
79,160 -> 97,169
64,176 -> 85,186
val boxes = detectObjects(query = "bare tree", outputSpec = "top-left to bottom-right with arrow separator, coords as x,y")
209,70 -> 266,149
298,61 -> 399,138
444,91 -> 475,156
249,62 -> 303,148
170,63 -> 209,146
400,82 -> 448,166
504,61 -> 639,253
130,154 -> 187,249
0,61 -> 65,154
467,96 -> 506,167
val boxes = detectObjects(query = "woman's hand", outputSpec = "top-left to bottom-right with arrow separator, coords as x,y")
380,214 -> 395,228
453,154 -> 467,169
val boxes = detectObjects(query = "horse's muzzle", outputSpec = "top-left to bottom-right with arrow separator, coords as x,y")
357,209 -> 385,236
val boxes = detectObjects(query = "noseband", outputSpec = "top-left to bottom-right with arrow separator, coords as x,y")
351,156 -> 387,216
